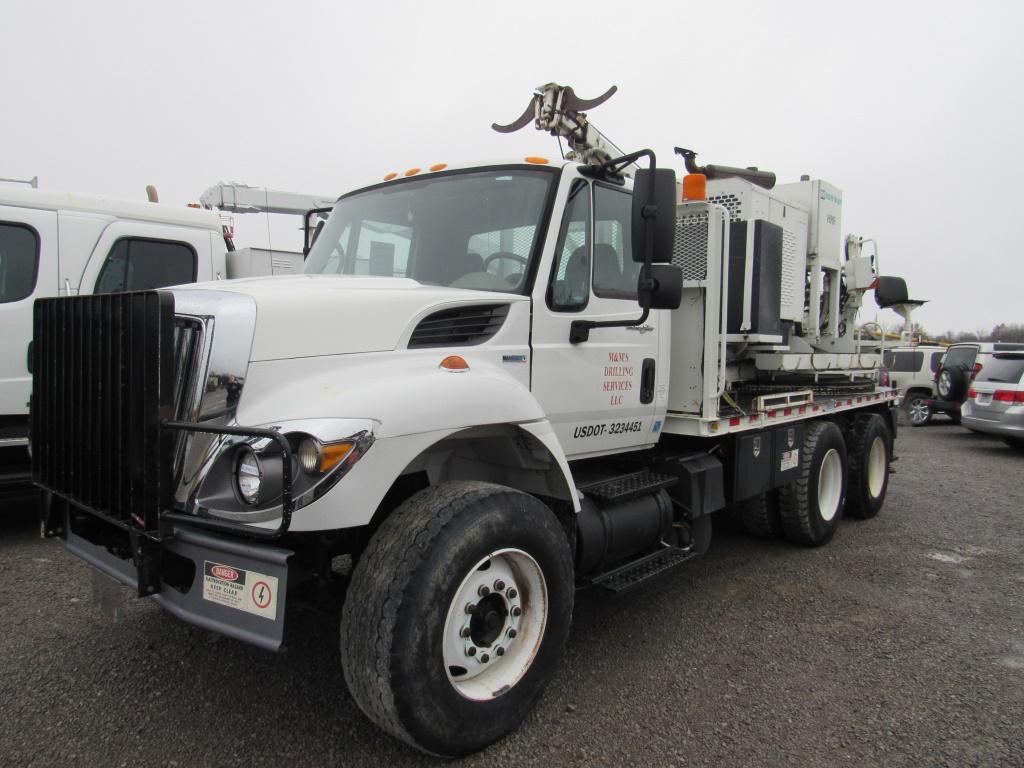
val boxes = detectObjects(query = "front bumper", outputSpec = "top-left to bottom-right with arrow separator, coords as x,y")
56,498 -> 292,651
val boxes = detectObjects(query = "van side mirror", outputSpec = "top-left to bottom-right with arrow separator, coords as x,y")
631,168 -> 677,264
640,264 -> 682,310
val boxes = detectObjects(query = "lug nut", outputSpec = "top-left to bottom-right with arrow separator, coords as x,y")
495,646 -> 505,657
508,628 -> 517,639
460,626 -> 471,638
478,585 -> 490,596
494,579 -> 506,591
507,588 -> 518,599
466,646 -> 476,657
480,653 -> 490,663
465,602 -> 476,614
511,606 -> 522,617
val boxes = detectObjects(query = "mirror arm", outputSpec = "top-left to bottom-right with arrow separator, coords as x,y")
570,150 -> 659,344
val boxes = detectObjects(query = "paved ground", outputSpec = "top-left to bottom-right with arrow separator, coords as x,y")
1,423 -> 1022,767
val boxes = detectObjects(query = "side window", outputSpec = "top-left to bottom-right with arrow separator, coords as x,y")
593,185 -> 638,300
353,220 -> 412,277
0,222 -> 40,303
95,238 -> 196,293
929,352 -> 944,373
548,181 -> 590,312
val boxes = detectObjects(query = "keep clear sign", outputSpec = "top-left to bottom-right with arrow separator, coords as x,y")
202,561 -> 279,620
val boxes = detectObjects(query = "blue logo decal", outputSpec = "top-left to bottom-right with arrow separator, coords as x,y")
652,420 -> 662,434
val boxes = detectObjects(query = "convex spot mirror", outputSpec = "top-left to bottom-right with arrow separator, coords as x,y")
640,264 -> 682,310
631,168 -> 678,264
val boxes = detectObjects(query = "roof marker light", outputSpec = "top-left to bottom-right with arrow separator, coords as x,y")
429,163 -> 448,172
404,167 -> 421,177
440,355 -> 470,372
524,156 -> 549,165
383,172 -> 398,181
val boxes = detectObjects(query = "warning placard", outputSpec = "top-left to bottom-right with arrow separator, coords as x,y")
202,561 -> 278,620
780,449 -> 799,472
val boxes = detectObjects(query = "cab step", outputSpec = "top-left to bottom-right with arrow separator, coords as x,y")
589,546 -> 697,594
576,470 -> 677,505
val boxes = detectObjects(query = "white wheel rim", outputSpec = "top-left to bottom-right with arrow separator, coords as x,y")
867,436 -> 887,498
909,398 -> 930,424
817,448 -> 843,521
442,548 -> 548,701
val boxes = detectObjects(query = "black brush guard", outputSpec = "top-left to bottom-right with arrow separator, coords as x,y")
33,291 -> 294,596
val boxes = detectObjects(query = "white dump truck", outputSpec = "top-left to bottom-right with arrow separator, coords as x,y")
33,84 -> 908,756
0,182 -> 329,497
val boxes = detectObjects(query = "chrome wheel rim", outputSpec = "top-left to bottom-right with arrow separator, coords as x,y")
442,548 -> 548,701
818,448 -> 843,522
909,398 -> 930,424
867,436 -> 887,498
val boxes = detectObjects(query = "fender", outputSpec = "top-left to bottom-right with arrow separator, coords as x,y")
236,352 -> 580,531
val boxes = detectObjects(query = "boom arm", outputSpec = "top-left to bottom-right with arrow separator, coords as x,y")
199,182 -> 334,216
492,83 -> 629,166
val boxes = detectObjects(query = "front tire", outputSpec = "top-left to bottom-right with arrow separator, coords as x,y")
845,414 -> 891,519
340,481 -> 574,757
778,420 -> 847,547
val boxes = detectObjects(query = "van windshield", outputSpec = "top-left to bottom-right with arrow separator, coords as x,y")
305,168 -> 555,294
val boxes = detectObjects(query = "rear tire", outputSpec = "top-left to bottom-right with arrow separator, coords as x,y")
340,481 -> 574,757
845,414 -> 891,519
906,393 -> 932,427
778,420 -> 847,547
735,492 -> 782,539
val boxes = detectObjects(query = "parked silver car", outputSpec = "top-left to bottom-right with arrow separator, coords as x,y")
962,353 -> 1024,449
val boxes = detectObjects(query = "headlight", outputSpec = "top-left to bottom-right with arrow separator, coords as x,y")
236,447 -> 262,505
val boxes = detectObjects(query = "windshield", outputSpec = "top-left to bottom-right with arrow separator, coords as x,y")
305,168 -> 555,294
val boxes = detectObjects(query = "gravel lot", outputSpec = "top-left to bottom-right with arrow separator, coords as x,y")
2,422 -> 1022,767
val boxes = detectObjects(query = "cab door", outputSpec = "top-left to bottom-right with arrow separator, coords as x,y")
0,206 -> 58,420
530,175 -> 664,459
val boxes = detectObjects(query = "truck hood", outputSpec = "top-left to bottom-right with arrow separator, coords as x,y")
198,274 -> 527,362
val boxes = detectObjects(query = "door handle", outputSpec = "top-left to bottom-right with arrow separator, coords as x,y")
627,324 -> 655,334
640,358 -> 656,404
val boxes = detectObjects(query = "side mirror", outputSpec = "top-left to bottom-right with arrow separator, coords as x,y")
640,264 -> 682,310
303,207 -> 333,257
631,168 -> 677,264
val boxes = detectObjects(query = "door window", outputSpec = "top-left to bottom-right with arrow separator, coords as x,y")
548,180 -> 591,312
592,185 -> 638,300
95,238 -> 197,293
0,222 -> 39,303
943,346 -> 977,371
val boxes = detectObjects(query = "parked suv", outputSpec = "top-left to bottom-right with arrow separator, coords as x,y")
962,352 -> 1024,448
883,345 -> 945,426
928,342 -> 1024,424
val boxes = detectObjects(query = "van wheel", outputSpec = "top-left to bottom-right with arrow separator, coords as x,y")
845,414 -> 891,519
778,420 -> 847,547
906,394 -> 931,426
340,481 -> 574,757
736,492 -> 782,539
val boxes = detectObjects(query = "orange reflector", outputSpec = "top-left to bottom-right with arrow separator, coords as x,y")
683,173 -> 707,201
186,202 -> 201,208
319,442 -> 354,473
383,172 -> 398,181
429,163 -> 448,172
404,167 -> 421,177
524,156 -> 549,165
440,355 -> 470,372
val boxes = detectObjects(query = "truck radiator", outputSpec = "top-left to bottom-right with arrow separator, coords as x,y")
32,291 -> 179,531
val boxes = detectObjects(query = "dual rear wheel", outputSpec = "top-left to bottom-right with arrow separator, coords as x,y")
737,414 -> 892,546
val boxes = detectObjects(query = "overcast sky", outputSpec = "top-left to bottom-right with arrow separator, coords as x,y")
3,0 -> 1021,335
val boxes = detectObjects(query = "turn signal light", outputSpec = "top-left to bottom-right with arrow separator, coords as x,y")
320,442 -> 355,472
968,388 -> 977,399
440,355 -> 470,372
